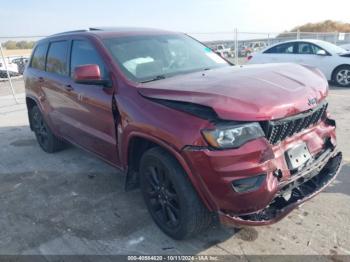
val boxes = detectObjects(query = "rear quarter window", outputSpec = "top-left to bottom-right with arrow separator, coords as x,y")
30,43 -> 48,70
46,41 -> 69,76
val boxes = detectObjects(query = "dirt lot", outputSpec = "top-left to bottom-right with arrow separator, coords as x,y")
0,79 -> 349,256
1,49 -> 32,57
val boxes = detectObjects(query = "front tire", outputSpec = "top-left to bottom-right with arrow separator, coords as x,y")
333,66 -> 350,87
30,105 -> 65,153
140,147 -> 212,239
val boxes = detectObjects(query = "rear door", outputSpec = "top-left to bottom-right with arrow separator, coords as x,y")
65,38 -> 119,165
294,42 -> 322,64
41,40 -> 74,133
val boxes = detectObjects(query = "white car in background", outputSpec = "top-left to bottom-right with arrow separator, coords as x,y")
244,41 -> 267,56
340,43 -> 350,51
248,39 -> 350,87
0,59 -> 19,78
214,44 -> 234,58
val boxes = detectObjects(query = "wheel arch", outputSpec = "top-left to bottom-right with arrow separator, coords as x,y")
25,95 -> 58,138
124,132 -> 216,210
26,96 -> 40,130
331,64 -> 350,81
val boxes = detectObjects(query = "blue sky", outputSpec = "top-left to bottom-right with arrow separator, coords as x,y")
2,0 -> 349,37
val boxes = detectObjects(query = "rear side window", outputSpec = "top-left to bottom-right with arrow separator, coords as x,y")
46,41 -> 69,76
70,40 -> 106,78
264,43 -> 295,54
31,43 -> 48,70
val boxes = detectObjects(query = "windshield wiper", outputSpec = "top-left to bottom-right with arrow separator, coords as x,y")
140,75 -> 166,83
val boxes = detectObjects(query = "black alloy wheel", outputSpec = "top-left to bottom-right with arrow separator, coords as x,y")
144,162 -> 181,228
30,106 -> 65,153
140,147 -> 212,239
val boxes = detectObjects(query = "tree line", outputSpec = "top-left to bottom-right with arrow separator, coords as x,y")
278,20 -> 350,37
1,40 -> 36,50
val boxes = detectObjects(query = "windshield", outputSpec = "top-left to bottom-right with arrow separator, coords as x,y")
103,34 -> 230,83
318,41 -> 347,54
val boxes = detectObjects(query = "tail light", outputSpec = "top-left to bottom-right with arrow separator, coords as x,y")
247,55 -> 253,61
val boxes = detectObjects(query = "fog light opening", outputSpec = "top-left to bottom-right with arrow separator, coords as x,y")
231,174 -> 266,193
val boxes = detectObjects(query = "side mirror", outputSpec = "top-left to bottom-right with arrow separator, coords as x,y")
74,64 -> 110,87
316,50 -> 327,56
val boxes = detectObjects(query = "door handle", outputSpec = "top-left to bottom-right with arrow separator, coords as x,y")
64,84 -> 74,92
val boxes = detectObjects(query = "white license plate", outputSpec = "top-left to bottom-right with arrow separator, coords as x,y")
285,143 -> 311,170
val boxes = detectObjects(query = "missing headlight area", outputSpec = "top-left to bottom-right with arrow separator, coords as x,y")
230,152 -> 342,222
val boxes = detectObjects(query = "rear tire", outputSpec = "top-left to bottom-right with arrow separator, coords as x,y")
333,65 -> 350,87
140,147 -> 212,239
30,105 -> 65,153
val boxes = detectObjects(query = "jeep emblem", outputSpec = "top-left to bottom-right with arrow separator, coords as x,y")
308,97 -> 317,106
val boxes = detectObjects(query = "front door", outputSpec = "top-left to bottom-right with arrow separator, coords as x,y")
65,39 -> 119,165
294,42 -> 331,78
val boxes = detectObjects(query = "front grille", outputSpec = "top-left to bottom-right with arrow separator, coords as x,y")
263,103 -> 328,144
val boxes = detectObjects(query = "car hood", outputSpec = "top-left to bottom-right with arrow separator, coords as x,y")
137,63 -> 328,121
339,51 -> 350,57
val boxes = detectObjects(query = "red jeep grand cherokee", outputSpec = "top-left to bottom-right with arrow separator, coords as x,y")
24,28 -> 342,239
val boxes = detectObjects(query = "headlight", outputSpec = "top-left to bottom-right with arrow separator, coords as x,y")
202,122 -> 265,149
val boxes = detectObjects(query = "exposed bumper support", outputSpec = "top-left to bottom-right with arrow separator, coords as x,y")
219,150 -> 342,226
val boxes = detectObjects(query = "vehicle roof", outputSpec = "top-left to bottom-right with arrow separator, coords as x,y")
260,39 -> 332,53
274,39 -> 330,45
43,27 -> 178,41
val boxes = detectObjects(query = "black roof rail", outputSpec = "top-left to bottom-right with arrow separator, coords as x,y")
50,29 -> 89,36
48,27 -> 159,37
88,27 -> 104,31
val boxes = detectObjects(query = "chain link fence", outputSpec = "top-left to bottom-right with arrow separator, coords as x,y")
189,30 -> 350,65
1,31 -> 350,103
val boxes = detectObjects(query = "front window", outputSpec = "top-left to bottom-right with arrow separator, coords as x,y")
70,40 -> 107,78
297,43 -> 322,54
103,34 -> 230,83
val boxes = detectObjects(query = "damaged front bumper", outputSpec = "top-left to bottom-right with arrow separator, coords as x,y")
219,149 -> 342,226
